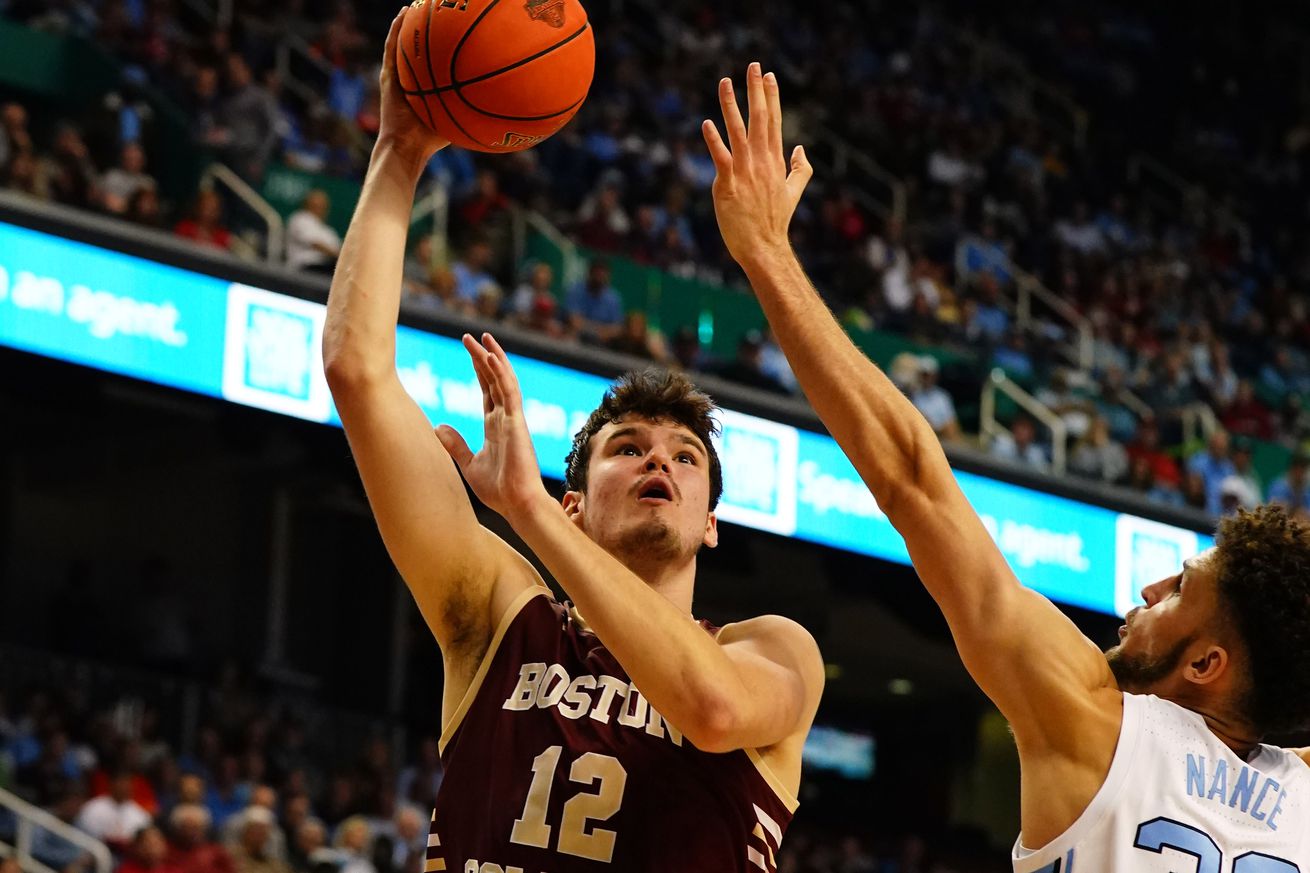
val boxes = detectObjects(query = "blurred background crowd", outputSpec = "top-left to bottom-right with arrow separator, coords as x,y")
3,0 -> 1310,519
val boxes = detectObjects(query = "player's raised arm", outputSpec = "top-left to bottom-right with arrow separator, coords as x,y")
702,65 -> 1115,748
323,11 -> 538,663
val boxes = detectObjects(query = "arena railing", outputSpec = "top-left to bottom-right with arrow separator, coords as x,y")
0,787 -> 113,873
809,125 -> 908,225
954,237 -> 1094,372
0,189 -> 1216,531
979,368 -> 1069,474
200,163 -> 286,265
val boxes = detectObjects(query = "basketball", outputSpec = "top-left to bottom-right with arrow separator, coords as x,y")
395,0 -> 595,153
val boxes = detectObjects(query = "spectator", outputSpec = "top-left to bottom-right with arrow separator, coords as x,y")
1221,379 -> 1274,440
0,102 -> 35,166
1185,430 -> 1236,516
1128,455 -> 1182,506
1229,438 -> 1262,503
174,190 -> 233,252
127,187 -> 166,229
205,755 -> 250,830
563,259 -> 624,345
286,190 -> 341,273
910,356 -> 961,442
42,122 -> 99,209
608,311 -> 669,363
990,415 -> 1049,470
575,178 -> 630,251
4,149 -> 50,199
506,261 -> 554,324
218,54 -> 281,181
287,820 -> 328,873
332,817 -> 375,873
1268,451 -> 1310,515
1218,475 -> 1259,516
100,142 -> 156,215
75,769 -> 152,852
456,169 -> 512,242
168,804 -> 236,873
118,825 -> 182,873
710,331 -> 786,393
229,808 -> 291,873
472,281 -> 504,321
450,240 -> 496,306
1069,416 -> 1129,484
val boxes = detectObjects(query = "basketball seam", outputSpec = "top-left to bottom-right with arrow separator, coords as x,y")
452,21 -> 591,121
400,43 -> 440,132
401,19 -> 589,98
426,0 -> 491,149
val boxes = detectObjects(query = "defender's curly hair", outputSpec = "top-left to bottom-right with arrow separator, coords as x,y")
1214,504 -> 1310,736
565,369 -> 723,510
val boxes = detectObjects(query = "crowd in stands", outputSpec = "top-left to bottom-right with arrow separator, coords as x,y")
4,0 -> 1310,520
0,667 -> 1007,873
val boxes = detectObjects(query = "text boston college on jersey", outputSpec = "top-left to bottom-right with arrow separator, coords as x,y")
502,661 -> 687,746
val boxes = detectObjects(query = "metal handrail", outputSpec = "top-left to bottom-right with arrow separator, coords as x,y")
409,182 -> 451,270
980,368 -> 1069,474
954,237 -> 1093,371
520,209 -> 585,288
1127,153 -> 1206,207
1181,401 -> 1221,448
812,124 -> 907,224
0,786 -> 113,873
199,163 -> 285,264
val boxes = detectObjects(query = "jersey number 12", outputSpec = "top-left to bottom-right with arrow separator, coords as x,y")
511,746 -> 628,863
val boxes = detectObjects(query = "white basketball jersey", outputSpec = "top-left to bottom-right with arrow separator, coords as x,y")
1013,693 -> 1310,872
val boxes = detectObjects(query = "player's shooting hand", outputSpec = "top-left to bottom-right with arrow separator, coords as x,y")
702,63 -> 813,271
436,333 -> 550,523
379,6 -> 450,163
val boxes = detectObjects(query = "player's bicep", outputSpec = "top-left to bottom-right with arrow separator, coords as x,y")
333,373 -> 523,648
896,486 -> 1114,740
715,617 -> 825,751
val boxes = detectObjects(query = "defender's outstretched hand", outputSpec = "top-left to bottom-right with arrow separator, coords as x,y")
702,63 -> 813,270
379,6 -> 449,162
435,333 -> 549,521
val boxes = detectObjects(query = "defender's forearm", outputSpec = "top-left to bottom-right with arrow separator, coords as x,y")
740,249 -> 945,514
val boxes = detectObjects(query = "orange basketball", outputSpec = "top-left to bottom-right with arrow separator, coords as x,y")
395,0 -> 595,153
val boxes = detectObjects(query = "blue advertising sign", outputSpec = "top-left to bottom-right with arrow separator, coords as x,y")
0,220 -> 1213,615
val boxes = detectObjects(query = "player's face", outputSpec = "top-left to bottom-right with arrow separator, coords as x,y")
1104,549 -> 1223,692
565,417 -> 717,564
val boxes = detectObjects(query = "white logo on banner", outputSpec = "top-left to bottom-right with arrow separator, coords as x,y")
1113,514 -> 1201,617
221,283 -> 331,422
712,409 -> 798,536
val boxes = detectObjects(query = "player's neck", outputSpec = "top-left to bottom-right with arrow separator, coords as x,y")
1178,696 -> 1263,757
617,551 -> 698,615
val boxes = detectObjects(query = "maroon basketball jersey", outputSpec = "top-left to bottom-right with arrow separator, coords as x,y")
426,587 -> 796,873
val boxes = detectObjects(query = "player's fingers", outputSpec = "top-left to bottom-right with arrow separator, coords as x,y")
462,333 -> 495,413
785,144 -> 813,207
745,62 -> 767,150
482,333 -> 521,413
701,120 -> 734,181
434,425 -> 474,470
718,77 -> 748,157
764,71 -> 784,168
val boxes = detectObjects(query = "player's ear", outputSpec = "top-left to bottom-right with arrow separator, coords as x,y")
1183,644 -> 1229,687
562,490 -> 585,525
702,511 -> 718,549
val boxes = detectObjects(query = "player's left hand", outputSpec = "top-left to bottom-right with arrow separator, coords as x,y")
702,62 -> 813,271
436,333 -> 549,522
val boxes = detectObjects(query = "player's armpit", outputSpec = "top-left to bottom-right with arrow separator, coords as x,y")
698,615 -> 825,754
894,484 -> 1118,753
329,369 -> 539,656
1294,748 -> 1310,769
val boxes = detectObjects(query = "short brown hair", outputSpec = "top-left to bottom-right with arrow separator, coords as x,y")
1214,504 -> 1310,735
565,369 -> 723,509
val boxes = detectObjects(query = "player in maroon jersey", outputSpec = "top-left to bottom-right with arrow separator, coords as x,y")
320,12 -> 825,872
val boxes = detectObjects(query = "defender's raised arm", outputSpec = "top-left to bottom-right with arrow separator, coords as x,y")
703,65 -> 1119,846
